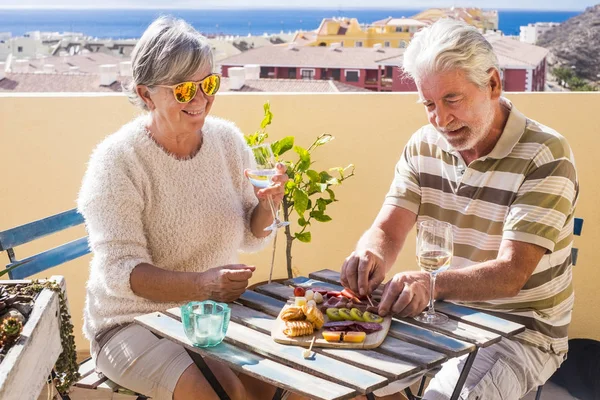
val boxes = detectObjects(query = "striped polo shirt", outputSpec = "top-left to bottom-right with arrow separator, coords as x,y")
385,100 -> 578,354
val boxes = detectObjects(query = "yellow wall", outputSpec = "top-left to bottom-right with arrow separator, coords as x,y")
0,92 -> 598,355
310,34 -> 410,48
310,19 -> 411,48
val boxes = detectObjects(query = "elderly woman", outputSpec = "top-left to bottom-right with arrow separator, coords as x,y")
77,16 -> 288,400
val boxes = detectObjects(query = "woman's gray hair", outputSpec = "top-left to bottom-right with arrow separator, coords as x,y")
126,16 -> 214,110
402,19 -> 499,88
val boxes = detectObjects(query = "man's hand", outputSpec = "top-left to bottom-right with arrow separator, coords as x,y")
341,249 -> 387,297
378,271 -> 430,317
199,264 -> 256,303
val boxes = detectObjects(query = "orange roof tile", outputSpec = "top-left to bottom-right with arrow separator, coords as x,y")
486,35 -> 549,67
221,46 -> 405,69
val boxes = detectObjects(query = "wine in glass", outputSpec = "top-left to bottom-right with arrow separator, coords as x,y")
414,220 -> 453,325
247,143 -> 289,231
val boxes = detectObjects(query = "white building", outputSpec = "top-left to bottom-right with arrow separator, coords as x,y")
519,22 -> 560,44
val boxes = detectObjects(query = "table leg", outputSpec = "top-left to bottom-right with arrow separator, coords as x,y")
185,349 -> 232,400
366,393 -> 376,400
450,348 -> 479,400
272,388 -> 288,400
403,387 -> 419,400
417,375 -> 427,397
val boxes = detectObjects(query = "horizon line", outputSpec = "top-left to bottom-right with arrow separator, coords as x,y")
0,6 -> 587,12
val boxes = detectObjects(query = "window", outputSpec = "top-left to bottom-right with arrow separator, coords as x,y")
332,69 -> 341,81
345,70 -> 360,82
399,41 -> 407,48
260,67 -> 274,78
300,69 -> 315,80
395,27 -> 403,33
385,66 -> 394,78
17,46 -> 23,53
384,41 -> 391,48
288,68 -> 297,79
355,41 -> 363,48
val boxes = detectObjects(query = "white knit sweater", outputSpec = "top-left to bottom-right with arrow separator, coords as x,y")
77,115 -> 270,341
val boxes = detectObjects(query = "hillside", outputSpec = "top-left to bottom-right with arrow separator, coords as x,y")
537,4 -> 600,81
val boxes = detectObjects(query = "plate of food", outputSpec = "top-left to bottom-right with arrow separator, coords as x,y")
271,287 -> 391,349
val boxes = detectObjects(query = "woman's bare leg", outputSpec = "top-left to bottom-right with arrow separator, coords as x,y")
173,358 -> 246,400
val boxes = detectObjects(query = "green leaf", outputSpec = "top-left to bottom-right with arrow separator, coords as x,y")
310,211 -> 332,222
261,102 -> 273,129
319,171 -> 334,183
294,146 -> 311,172
316,198 -> 328,212
306,170 -> 320,183
330,164 -> 356,177
307,183 -> 321,196
285,180 -> 296,192
293,188 -> 309,215
272,136 -> 294,157
326,189 -> 336,201
298,216 -> 307,227
261,112 -> 272,129
295,232 -> 312,243
314,134 -> 334,147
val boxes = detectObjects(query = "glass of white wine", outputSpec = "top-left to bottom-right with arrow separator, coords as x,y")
247,143 -> 289,231
414,220 -> 453,325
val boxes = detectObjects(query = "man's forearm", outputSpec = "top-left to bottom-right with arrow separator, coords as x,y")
130,263 -> 208,302
355,205 -> 416,273
436,260 -> 524,301
435,239 -> 545,302
356,226 -> 405,273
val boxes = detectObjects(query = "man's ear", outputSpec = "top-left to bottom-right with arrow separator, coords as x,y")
488,68 -> 502,99
136,85 -> 155,110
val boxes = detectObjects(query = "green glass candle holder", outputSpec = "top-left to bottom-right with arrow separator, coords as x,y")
181,300 -> 231,348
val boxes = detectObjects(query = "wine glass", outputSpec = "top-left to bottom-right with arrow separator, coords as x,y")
247,143 -> 289,231
414,220 -> 453,325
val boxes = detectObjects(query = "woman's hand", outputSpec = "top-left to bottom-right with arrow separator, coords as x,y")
198,264 -> 256,302
246,163 -> 288,211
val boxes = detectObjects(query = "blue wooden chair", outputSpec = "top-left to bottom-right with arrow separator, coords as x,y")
0,208 -> 89,279
0,209 -> 149,399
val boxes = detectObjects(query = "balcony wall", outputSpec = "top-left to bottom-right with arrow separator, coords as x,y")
0,92 -> 598,354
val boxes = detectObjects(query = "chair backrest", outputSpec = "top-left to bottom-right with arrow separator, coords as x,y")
572,217 -> 583,266
550,338 -> 600,399
0,208 -> 90,279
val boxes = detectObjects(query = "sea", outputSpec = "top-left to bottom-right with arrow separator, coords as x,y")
0,8 -> 581,39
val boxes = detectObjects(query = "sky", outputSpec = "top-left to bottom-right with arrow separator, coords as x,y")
0,0 -> 595,10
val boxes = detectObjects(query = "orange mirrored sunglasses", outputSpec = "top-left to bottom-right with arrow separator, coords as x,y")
156,74 -> 221,103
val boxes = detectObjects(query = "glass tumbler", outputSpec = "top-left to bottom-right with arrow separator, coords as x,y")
181,300 -> 231,348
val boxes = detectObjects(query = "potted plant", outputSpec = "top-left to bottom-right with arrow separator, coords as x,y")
246,102 -> 355,279
0,277 -> 79,398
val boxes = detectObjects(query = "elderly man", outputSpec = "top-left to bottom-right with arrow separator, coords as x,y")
341,19 -> 578,400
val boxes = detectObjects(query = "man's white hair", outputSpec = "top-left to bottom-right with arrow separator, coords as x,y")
403,19 -> 499,88
126,16 -> 214,110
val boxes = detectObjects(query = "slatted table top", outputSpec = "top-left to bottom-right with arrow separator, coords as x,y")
134,271 -> 525,400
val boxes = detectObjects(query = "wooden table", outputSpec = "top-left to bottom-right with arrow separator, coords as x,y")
134,269 -> 525,400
